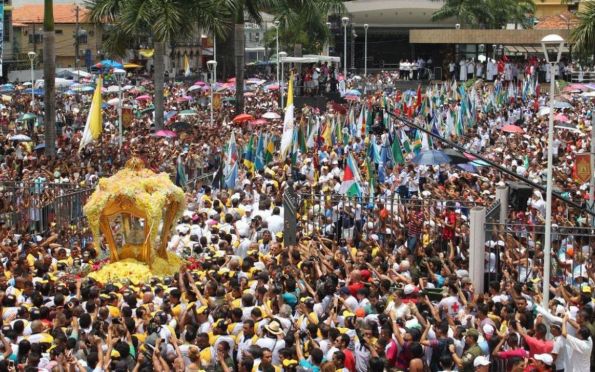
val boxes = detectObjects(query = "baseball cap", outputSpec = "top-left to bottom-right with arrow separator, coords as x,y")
473,356 -> 490,367
534,353 -> 553,366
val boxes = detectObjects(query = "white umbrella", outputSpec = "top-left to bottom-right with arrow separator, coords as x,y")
10,134 -> 32,142
107,85 -> 121,93
122,85 -> 134,91
537,107 -> 551,117
262,112 -> 281,119
188,85 -> 202,92
107,98 -> 121,106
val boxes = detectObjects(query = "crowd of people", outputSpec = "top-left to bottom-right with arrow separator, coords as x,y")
0,54 -> 592,372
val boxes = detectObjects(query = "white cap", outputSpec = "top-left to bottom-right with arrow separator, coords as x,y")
473,356 -> 491,367
534,354 -> 553,366
403,284 -> 416,295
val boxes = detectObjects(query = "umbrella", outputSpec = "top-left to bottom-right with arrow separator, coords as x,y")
107,98 -> 121,106
554,113 -> 570,122
0,84 -> 14,92
164,111 -> 178,121
10,134 -> 32,142
171,122 -> 192,132
554,124 -> 581,133
176,96 -> 191,103
179,109 -> 198,117
537,107 -> 551,116
140,106 -> 155,115
233,113 -> 254,123
265,84 -> 280,91
18,113 -> 37,121
501,124 -> 524,134
457,163 -> 478,173
251,119 -> 268,126
553,101 -> 572,109
194,81 -> 206,86
155,129 -> 177,138
107,85 -> 121,93
470,160 -> 490,167
188,85 -> 202,92
581,91 -> 595,98
443,149 -> 469,164
136,95 -> 151,101
222,97 -> 236,103
123,63 -> 142,69
34,143 -> 46,150
262,112 -> 280,119
96,59 -> 124,69
345,89 -> 361,96
411,150 -> 451,166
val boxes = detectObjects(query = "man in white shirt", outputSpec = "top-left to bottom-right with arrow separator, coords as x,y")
267,207 -> 283,234
562,314 -> 593,372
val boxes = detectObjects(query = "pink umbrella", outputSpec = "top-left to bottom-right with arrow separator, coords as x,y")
155,129 -> 177,138
194,81 -> 206,86
554,113 -> 570,123
501,124 -> 524,134
266,84 -> 280,91
136,95 -> 151,101
251,118 -> 268,126
176,96 -> 192,103
244,92 -> 255,97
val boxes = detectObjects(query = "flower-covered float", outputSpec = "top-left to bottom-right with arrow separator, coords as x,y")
83,157 -> 186,283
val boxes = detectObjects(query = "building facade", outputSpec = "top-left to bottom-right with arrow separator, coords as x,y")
12,4 -> 103,70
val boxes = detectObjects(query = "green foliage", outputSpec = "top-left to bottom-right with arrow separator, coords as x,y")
571,1 -> 595,57
431,0 -> 535,29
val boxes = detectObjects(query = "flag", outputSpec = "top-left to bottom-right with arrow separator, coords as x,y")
339,152 -> 362,197
184,54 -> 191,77
223,132 -> 238,189
255,133 -> 265,171
322,119 -> 332,147
400,130 -> 412,154
279,74 -> 295,159
79,76 -> 103,152
243,134 -> 255,172
366,158 -> 375,207
175,156 -> 187,187
264,134 -> 274,165
357,106 -> 366,138
391,131 -> 405,165
412,130 -> 422,155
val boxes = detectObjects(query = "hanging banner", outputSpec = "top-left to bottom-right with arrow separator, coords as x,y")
122,107 -> 134,128
0,2 -> 4,77
574,153 -> 592,184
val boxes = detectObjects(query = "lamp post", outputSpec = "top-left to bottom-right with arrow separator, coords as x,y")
279,51 -> 287,108
325,22 -> 332,56
540,34 -> 564,309
273,20 -> 280,89
342,17 -> 349,78
364,24 -> 369,77
27,51 -> 36,109
113,68 -> 126,148
207,60 -> 217,126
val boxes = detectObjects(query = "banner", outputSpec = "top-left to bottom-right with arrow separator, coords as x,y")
213,93 -> 221,110
574,153 -> 592,184
0,2 -> 4,77
122,107 -> 134,128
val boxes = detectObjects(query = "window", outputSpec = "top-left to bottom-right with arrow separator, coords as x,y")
78,34 -> 88,44
3,12 -> 10,42
88,30 -> 94,37
55,29 -> 63,35
29,34 -> 43,44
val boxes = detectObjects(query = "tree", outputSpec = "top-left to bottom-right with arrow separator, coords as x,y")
230,0 -> 344,114
44,0 -> 56,157
571,1 -> 595,58
431,0 -> 535,29
86,0 -> 231,129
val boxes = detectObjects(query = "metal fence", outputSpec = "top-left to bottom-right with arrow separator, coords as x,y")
484,222 -> 595,289
297,192 -> 478,246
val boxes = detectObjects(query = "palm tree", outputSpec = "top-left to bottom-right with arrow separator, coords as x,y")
43,0 -> 56,157
571,1 -> 595,58
231,0 -> 344,114
431,0 -> 535,29
86,0 -> 231,129
431,0 -> 488,28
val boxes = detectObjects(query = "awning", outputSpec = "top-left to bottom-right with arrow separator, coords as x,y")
504,45 -> 569,54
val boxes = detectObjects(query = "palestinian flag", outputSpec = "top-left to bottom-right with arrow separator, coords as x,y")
339,153 -> 363,197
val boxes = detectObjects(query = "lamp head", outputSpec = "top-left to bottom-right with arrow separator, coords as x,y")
279,51 -> 287,62
28,51 -> 36,61
364,24 -> 369,30
455,24 -> 461,30
541,34 -> 564,64
207,60 -> 217,71
326,22 -> 332,28
273,20 -> 280,28
341,17 -> 349,26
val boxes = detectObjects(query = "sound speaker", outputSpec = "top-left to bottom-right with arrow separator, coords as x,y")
508,182 -> 533,211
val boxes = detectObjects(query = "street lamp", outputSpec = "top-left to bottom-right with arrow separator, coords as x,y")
364,24 -> 369,77
540,33 -> 564,309
207,60 -> 217,126
279,51 -> 287,108
325,22 -> 332,56
27,51 -> 36,108
113,68 -> 126,148
273,20 -> 280,89
342,17 -> 349,78
492,44 -> 497,60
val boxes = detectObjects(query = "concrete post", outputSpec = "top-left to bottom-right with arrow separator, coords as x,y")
495,185 -> 508,225
469,206 -> 486,294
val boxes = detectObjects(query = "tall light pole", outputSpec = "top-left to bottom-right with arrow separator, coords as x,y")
279,51 -> 287,108
342,17 -> 349,78
113,68 -> 126,148
27,51 -> 36,109
207,60 -> 217,126
325,22 -> 332,56
364,24 -> 369,76
540,34 -> 564,309
273,20 -> 280,88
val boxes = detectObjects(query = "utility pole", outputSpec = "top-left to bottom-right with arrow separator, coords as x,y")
74,5 -> 80,73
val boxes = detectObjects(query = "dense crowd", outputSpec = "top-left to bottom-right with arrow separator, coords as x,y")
0,56 -> 592,372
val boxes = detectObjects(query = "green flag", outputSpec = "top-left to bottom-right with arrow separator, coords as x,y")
391,133 -> 405,165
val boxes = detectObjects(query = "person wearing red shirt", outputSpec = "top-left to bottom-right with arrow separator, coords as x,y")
347,270 -> 364,297
441,204 -> 457,251
335,334 -> 356,372
517,323 -> 553,357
